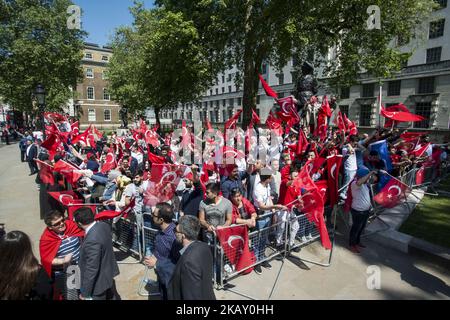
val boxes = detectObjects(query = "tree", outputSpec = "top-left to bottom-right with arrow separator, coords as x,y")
0,0 -> 86,114
155,0 -> 436,128
107,3 -> 212,124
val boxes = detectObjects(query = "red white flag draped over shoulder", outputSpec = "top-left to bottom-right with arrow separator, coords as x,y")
215,225 -> 255,274
258,74 -> 278,98
35,159 -> 55,185
374,177 -> 411,208
326,154 -> 343,207
144,164 -> 185,207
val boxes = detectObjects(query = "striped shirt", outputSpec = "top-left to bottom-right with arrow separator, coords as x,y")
154,223 -> 176,260
56,236 -> 81,263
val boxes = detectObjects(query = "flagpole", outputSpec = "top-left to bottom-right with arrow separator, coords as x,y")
378,80 -> 383,128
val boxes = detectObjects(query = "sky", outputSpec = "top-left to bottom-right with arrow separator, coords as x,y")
72,0 -> 155,46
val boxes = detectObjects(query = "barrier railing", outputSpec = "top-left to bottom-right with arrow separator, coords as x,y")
111,212 -> 143,263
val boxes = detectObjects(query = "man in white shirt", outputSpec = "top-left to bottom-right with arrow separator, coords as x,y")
340,135 -> 359,201
252,169 -> 287,275
349,168 -> 378,254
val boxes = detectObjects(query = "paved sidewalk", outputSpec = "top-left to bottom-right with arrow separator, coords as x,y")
1,144 -> 449,300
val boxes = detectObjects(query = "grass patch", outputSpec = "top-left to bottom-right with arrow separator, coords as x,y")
399,175 -> 450,249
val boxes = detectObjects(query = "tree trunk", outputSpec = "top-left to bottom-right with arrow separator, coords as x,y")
242,58 -> 260,129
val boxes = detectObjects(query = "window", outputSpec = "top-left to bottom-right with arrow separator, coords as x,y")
414,102 -> 432,128
87,87 -> 94,100
210,90 -> 213,96
359,105 -> 372,126
221,87 -> 225,94
228,109 -> 233,119
102,55 -> 109,62
340,105 -> 349,117
362,83 -> 375,98
214,110 -> 219,123
222,75 -> 225,83
228,86 -> 232,92
387,80 -> 401,96
222,99 -> 226,107
104,109 -> 111,121
340,87 -> 350,99
435,0 -> 447,9
238,97 -> 242,106
209,111 -> 214,122
88,109 -> 96,121
261,63 -> 267,74
222,110 -> 227,122
103,88 -> 110,101
229,98 -> 234,107
418,77 -> 435,94
86,68 -> 94,78
397,34 -> 410,46
429,19 -> 445,39
85,52 -> 93,59
278,92 -> 285,98
215,88 -> 218,95
426,47 -> 442,63
277,73 -> 284,85
227,74 -> 232,82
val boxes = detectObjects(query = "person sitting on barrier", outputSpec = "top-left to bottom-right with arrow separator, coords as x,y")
348,168 -> 379,254
143,202 -> 181,300
229,188 -> 257,228
252,169 -> 287,275
39,210 -> 84,300
198,182 -> 233,244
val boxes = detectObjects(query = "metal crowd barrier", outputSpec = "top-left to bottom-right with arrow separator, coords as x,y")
111,212 -> 143,262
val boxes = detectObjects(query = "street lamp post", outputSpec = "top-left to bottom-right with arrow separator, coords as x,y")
35,84 -> 46,140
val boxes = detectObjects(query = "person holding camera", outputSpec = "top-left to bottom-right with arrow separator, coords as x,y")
349,167 -> 378,254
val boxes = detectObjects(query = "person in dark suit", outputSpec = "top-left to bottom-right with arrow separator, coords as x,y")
26,138 -> 39,175
74,207 -> 120,300
167,215 -> 216,300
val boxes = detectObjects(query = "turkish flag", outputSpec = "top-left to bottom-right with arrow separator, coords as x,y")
144,164 -> 185,207
258,74 -> 278,98
35,159 -> 55,185
296,129 -> 309,156
326,154 -> 343,207
374,177 -> 411,208
276,96 -> 300,123
314,113 -> 328,142
44,112 -> 67,123
101,151 -> 117,173
265,112 -> 283,136
39,219 -> 84,277
71,125 -> 91,145
95,197 -> 136,221
335,111 -> 346,133
215,225 -> 256,274
315,180 -> 328,203
53,160 -> 83,185
71,121 -> 79,136
320,95 -> 332,117
148,150 -> 166,164
145,129 -> 160,147
415,166 -> 425,185
412,142 -> 432,158
48,191 -> 83,207
224,109 -> 243,130
343,113 -> 357,136
41,134 -> 64,160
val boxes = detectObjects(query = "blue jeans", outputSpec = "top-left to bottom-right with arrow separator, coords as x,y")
254,216 -> 271,262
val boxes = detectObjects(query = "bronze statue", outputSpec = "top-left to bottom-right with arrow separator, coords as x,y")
295,61 -> 318,128
119,106 -> 128,129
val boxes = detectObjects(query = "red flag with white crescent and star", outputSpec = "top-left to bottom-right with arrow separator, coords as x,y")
215,225 -> 255,274
144,164 -> 185,207
373,177 -> 411,208
326,154 -> 343,207
48,191 -> 83,207
35,159 -> 55,185
101,151 -> 117,173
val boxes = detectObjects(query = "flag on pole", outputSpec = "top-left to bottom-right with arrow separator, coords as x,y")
373,176 -> 411,208
369,140 -> 393,172
258,74 -> 278,98
326,154 -> 343,207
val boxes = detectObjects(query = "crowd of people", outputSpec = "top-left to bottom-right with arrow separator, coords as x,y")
1,99 -> 449,301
